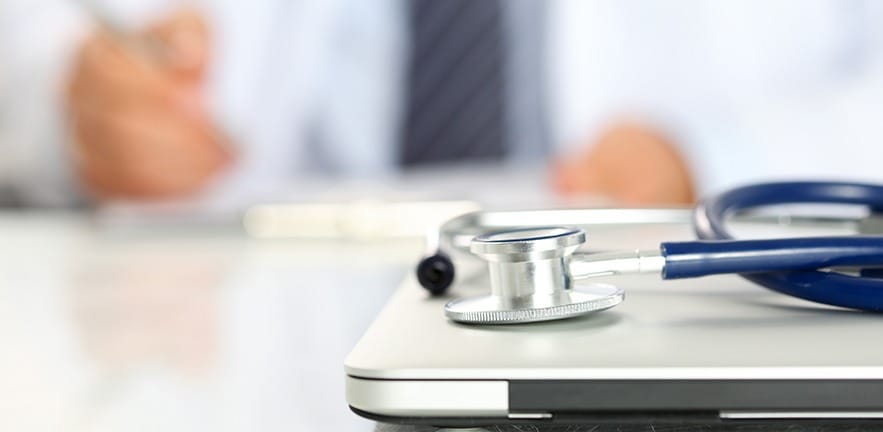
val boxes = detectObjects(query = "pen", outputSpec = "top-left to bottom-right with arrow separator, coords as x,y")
77,0 -> 168,60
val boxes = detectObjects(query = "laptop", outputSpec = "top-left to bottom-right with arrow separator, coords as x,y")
345,214 -> 883,427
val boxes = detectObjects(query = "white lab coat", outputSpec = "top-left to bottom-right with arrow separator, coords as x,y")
2,0 -> 883,205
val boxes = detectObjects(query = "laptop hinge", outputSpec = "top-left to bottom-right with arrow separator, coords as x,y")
721,411 -> 883,420
508,412 -> 553,420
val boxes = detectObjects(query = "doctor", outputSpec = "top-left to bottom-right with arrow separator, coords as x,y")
2,0 -> 883,206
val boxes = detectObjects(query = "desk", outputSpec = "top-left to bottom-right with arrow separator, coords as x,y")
0,211 -> 418,431
5,205 -> 877,432
4,212 -> 882,432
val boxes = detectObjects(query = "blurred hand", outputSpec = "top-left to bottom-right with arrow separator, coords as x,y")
67,9 -> 232,200
552,123 -> 696,205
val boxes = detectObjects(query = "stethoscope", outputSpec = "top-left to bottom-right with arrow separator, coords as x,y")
416,181 -> 883,324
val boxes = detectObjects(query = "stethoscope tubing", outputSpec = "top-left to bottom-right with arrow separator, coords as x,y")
661,236 -> 883,279
692,181 -> 883,311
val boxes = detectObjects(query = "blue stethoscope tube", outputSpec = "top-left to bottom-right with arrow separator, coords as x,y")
660,181 -> 883,311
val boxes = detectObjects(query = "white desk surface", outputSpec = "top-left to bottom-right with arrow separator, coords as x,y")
0,211 -> 423,432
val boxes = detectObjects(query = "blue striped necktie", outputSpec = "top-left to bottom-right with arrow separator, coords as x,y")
400,0 -> 506,167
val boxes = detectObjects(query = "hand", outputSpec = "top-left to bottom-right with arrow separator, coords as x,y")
552,123 -> 696,205
67,9 -> 232,200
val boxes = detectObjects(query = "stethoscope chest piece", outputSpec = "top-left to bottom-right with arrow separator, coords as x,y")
444,227 -> 624,324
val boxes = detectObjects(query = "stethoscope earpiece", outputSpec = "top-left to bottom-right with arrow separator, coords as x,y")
416,253 -> 456,296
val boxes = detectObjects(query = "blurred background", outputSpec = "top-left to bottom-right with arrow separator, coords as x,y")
4,0 -> 883,210
2,0 -> 883,430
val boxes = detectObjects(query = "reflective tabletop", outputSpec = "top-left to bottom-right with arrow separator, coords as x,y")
0,211 -> 418,431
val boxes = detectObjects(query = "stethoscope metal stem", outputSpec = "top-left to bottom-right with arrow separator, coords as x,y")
570,250 -> 665,280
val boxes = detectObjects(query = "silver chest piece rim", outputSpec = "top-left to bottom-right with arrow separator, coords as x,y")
444,226 -> 624,324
